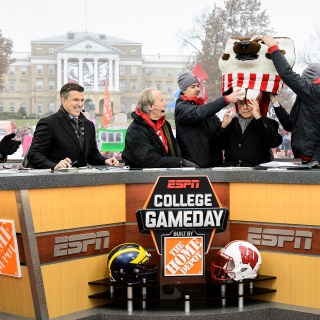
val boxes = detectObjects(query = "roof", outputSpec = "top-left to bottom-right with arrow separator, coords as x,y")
31,31 -> 142,46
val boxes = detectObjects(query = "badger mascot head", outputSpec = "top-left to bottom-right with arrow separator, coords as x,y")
219,36 -> 295,116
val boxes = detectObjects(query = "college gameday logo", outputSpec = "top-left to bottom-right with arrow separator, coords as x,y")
136,176 -> 229,277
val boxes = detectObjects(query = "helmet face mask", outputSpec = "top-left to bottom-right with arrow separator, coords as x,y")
211,240 -> 262,282
107,243 -> 157,284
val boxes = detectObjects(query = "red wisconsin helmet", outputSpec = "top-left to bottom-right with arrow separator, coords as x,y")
211,240 -> 262,281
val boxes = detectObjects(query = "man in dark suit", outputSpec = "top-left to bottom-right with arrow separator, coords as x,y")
27,83 -> 119,170
217,98 -> 282,167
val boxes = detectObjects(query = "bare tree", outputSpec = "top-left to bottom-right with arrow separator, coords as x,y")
299,23 -> 320,64
178,0 -> 274,100
0,29 -> 15,88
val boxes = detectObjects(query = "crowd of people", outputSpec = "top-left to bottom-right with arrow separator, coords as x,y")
1,35 -> 318,169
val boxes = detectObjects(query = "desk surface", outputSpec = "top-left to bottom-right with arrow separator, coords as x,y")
1,166 -> 320,190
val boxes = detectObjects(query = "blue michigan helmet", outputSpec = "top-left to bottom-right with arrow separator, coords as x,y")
107,243 -> 157,284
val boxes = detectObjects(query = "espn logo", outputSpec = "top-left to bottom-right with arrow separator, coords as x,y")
54,231 -> 110,257
248,227 -> 312,250
167,179 -> 200,189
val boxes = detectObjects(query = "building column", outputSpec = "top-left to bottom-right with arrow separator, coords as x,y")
79,58 -> 83,86
57,58 -> 62,89
63,58 -> 68,85
108,59 -> 113,91
94,58 -> 98,91
114,59 -> 119,91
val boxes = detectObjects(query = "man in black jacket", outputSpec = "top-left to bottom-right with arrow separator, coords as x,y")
217,99 -> 282,167
122,88 -> 197,168
27,83 -> 119,170
174,72 -> 242,168
261,35 -> 320,165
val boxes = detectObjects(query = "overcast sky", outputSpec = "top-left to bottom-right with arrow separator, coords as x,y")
0,0 -> 319,60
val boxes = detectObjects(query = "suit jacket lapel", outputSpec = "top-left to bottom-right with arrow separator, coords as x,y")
57,108 -> 82,150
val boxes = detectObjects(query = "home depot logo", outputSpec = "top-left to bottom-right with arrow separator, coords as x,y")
164,236 -> 203,276
0,219 -> 21,277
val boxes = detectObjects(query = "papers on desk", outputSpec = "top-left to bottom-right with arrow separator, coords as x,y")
212,167 -> 254,171
256,161 -> 310,170
258,161 -> 297,168
0,168 -> 18,174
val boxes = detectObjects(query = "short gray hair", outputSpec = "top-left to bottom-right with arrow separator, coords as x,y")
137,88 -> 156,114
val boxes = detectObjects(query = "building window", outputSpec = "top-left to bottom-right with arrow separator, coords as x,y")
156,83 -> 161,91
156,69 -> 161,78
131,66 -> 137,76
48,48 -> 55,53
131,82 -> 137,91
145,82 -> 152,88
167,84 -> 172,93
120,104 -> 126,113
131,49 -> 137,55
37,104 -> 43,114
21,104 -> 27,113
37,65 -> 43,74
9,82 -> 15,92
119,66 -> 126,76
9,103 -> 15,113
48,64 -> 55,74
119,81 -> 125,91
37,80 -> 43,90
120,48 -> 125,55
49,80 -> 55,90
49,103 -> 55,112
21,82 -> 27,92
9,66 -> 15,76
37,47 -> 43,54
0,104 -> 4,112
167,69 -> 173,78
21,66 -> 27,76
146,69 -> 151,78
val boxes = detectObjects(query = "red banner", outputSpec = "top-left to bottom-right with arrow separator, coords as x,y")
192,63 -> 208,102
102,84 -> 112,128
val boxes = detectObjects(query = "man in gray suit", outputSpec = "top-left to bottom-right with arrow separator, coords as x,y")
27,83 -> 118,170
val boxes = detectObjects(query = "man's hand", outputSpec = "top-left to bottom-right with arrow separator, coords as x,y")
247,99 -> 261,119
54,157 -> 72,170
0,133 -> 21,156
226,87 -> 243,103
260,36 -> 278,48
221,107 -> 236,128
105,157 -> 119,166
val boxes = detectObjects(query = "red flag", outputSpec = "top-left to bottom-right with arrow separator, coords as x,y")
192,63 -> 208,102
102,84 -> 113,128
192,63 -> 208,82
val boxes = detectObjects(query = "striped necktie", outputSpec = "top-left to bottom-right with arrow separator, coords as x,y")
72,117 -> 79,131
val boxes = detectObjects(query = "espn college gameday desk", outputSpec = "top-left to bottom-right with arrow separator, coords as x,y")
0,167 -> 319,319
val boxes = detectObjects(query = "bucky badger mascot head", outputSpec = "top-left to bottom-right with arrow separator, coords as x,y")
219,36 -> 295,116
